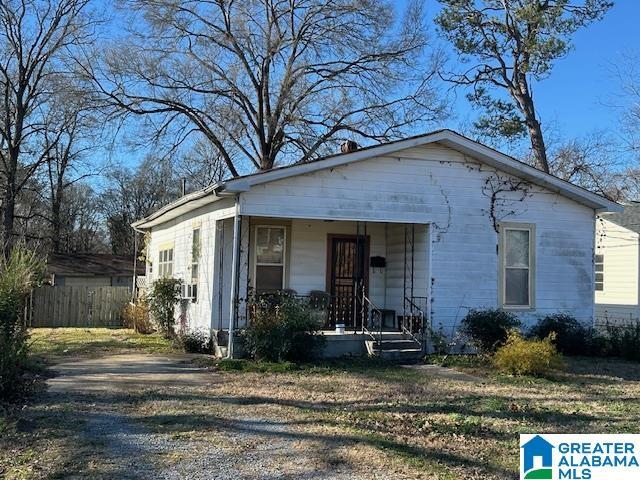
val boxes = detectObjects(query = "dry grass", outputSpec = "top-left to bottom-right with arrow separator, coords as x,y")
28,327 -> 176,361
117,357 -> 640,479
2,329 -> 640,479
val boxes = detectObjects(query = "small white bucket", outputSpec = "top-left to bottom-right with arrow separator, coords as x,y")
335,323 -> 345,334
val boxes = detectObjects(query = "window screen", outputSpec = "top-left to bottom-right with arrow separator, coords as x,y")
255,226 -> 285,292
502,226 -> 533,308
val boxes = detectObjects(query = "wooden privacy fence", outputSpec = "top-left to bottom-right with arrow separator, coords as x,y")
29,286 -> 131,327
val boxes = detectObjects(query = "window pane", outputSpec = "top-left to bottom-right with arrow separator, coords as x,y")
168,249 -> 173,261
191,264 -> 198,282
256,265 -> 283,292
256,227 -> 284,264
505,268 -> 529,306
595,273 -> 603,282
595,282 -> 603,291
595,254 -> 604,263
595,263 -> 603,272
506,230 -> 529,268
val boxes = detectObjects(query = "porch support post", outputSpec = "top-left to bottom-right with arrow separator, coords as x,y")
226,203 -> 242,359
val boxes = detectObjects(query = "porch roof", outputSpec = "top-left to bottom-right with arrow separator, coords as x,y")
132,129 -> 622,230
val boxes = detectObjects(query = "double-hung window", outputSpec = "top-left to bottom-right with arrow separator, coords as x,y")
158,248 -> 174,278
186,228 -> 200,302
254,226 -> 286,292
500,223 -> 535,309
595,254 -> 604,291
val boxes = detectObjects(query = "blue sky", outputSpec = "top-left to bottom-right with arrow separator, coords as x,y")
424,0 -> 640,143
98,0 -> 639,174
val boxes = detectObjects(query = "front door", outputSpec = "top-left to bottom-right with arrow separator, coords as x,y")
327,235 -> 369,330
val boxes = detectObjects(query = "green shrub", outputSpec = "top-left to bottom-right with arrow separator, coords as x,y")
529,313 -> 590,356
605,323 -> 640,362
428,323 -> 449,355
245,293 -> 325,362
0,247 -> 44,400
147,277 -> 182,338
493,330 -> 565,376
175,330 -> 213,354
123,300 -> 154,334
459,309 -> 521,354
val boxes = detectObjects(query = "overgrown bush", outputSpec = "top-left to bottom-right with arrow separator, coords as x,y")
605,323 -> 640,362
494,331 -> 565,376
459,309 -> 521,354
245,293 -> 325,362
147,278 -> 182,338
175,330 -> 213,354
0,247 -> 44,399
123,300 -> 154,334
529,313 -> 591,356
529,315 -> 640,361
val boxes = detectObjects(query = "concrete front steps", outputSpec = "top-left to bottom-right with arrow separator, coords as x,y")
365,332 -> 424,362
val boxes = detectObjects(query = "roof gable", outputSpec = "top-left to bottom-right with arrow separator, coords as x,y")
222,130 -> 621,213
133,129 -> 621,229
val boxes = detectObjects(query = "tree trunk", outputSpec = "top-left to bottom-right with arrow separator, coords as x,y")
525,115 -> 549,173
512,82 -> 550,173
51,191 -> 62,253
2,180 -> 16,258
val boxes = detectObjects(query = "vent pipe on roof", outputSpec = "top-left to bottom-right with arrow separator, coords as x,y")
180,178 -> 187,196
340,140 -> 359,154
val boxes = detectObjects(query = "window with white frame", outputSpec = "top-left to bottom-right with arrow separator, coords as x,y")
186,228 -> 200,302
254,226 -> 285,292
158,248 -> 174,278
595,254 -> 604,291
500,224 -> 535,308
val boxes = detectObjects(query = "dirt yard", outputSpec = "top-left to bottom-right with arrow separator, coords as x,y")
2,328 -> 640,479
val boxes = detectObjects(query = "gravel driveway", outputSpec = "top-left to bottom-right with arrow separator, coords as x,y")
44,354 -> 412,480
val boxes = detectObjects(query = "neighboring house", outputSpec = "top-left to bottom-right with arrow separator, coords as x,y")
133,129 -> 620,358
47,253 -> 144,289
595,202 -> 640,325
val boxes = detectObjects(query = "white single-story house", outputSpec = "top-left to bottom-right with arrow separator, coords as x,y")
132,129 -> 621,358
595,203 -> 640,325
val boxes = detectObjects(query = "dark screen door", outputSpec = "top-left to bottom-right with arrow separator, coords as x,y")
328,236 -> 368,329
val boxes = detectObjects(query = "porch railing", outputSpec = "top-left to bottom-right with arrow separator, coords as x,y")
403,296 -> 429,349
361,293 -> 383,346
245,292 -> 368,332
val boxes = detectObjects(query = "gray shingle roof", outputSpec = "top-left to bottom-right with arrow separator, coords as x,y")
605,202 -> 640,233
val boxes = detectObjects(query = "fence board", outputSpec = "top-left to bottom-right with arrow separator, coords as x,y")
30,286 -> 131,327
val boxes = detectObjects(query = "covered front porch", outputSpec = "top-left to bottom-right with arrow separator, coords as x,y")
215,216 -> 432,357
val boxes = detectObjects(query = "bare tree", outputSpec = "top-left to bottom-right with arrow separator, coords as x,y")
436,0 -> 613,173
100,157 -> 179,255
42,86 -> 102,252
0,0 -> 93,255
610,52 -> 640,156
81,0 -> 445,176
547,133 -> 623,200
177,139 -> 229,190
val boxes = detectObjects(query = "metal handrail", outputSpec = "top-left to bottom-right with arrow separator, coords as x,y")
403,296 -> 428,348
362,293 -> 383,345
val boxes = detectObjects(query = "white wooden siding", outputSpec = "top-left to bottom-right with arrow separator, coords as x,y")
147,142 -> 599,334
384,223 -> 429,317
594,218 -> 640,324
239,143 -> 596,331
146,198 -> 235,331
